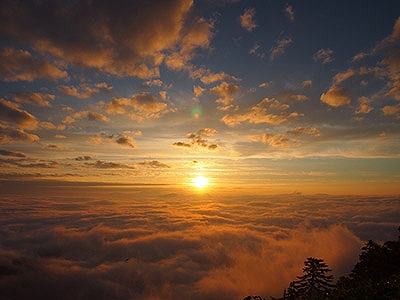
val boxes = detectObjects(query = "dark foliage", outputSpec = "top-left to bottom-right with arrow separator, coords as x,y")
247,226 -> 400,300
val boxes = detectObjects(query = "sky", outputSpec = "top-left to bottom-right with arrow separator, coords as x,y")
0,1 -> 400,299
0,0 -> 399,194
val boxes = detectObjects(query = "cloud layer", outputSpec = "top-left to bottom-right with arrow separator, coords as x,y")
0,185 -> 398,300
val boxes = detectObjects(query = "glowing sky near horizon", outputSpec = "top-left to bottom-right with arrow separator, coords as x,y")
0,0 -> 400,194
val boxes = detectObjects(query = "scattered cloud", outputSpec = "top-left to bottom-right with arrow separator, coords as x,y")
382,103 -> 400,117
62,111 -> 109,125
270,37 -> 293,61
313,48 -> 335,64
116,136 -> 136,149
320,86 -> 351,107
239,8 -> 257,32
173,128 -> 220,151
0,148 -> 26,157
87,132 -> 137,149
249,42 -> 265,59
284,4 -> 295,22
85,160 -> 135,169
105,93 -> 172,121
11,92 -> 55,107
0,48 -> 67,81
210,82 -> 240,110
58,83 -> 112,99
137,160 -> 170,169
302,80 -> 312,88
221,97 -> 300,126
0,98 -> 39,129
0,124 -> 39,144
193,85 -> 205,97
355,96 -> 373,114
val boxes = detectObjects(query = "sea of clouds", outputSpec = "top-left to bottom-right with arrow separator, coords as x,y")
0,183 -> 399,300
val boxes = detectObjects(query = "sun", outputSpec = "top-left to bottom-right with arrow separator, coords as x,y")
192,176 -> 208,189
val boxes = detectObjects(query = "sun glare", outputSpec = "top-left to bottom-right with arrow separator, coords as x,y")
192,176 -> 208,189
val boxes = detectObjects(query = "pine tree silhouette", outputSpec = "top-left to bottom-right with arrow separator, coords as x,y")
286,257 -> 334,299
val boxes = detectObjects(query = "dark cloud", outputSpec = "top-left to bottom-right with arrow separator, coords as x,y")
0,48 -> 67,81
115,136 -> 136,149
0,124 -> 39,144
85,160 -> 135,169
57,83 -> 112,99
137,160 -> 170,168
172,128 -> 220,151
0,0 -> 195,78
0,98 -> 39,129
11,91 -> 55,107
0,148 -> 25,157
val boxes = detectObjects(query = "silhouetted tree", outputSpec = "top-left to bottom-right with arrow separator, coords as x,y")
286,257 -> 334,299
333,226 -> 400,299
243,296 -> 266,300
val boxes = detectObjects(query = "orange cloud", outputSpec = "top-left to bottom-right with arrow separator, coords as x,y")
0,0 -> 196,78
240,8 -> 257,32
11,92 -> 55,107
320,86 -> 351,107
0,124 -> 39,144
106,93 -> 171,121
270,37 -> 292,61
284,4 -> 295,22
221,97 -> 300,126
0,48 -> 67,82
211,82 -> 240,110
313,48 -> 335,64
0,99 -> 39,129
58,83 -> 112,99
173,128 -> 220,151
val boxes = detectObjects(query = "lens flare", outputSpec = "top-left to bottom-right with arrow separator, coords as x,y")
191,107 -> 202,119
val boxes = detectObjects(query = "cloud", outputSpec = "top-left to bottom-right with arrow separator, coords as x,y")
302,80 -> 312,88
0,0 -> 197,79
87,132 -> 137,149
173,128 -> 220,151
0,124 -> 39,144
115,136 -> 136,149
58,83 -> 112,99
239,8 -> 257,32
2,188 -> 397,300
287,127 -> 321,136
62,111 -> 109,125
0,48 -> 68,81
11,92 -> 55,107
313,48 -> 335,64
249,42 -> 265,59
284,4 -> 295,22
106,93 -> 171,121
221,97 -> 300,126
270,37 -> 293,60
0,99 -> 39,129
193,85 -> 205,97
320,86 -> 351,107
250,127 -> 320,148
85,160 -> 135,169
210,82 -> 240,110
382,103 -> 400,117
0,148 -> 26,157
190,67 -> 240,85
137,160 -> 170,169
75,156 -> 92,161
355,96 -> 373,114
